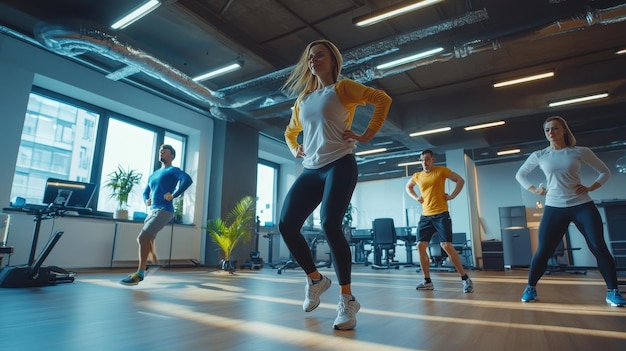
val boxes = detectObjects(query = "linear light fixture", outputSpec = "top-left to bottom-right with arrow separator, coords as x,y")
464,121 -> 505,131
409,126 -> 451,137
548,92 -> 609,107
616,48 -> 626,55
111,0 -> 161,30
355,148 -> 387,156
493,72 -> 554,88
497,149 -> 521,156
376,47 -> 444,70
398,161 -> 421,167
192,62 -> 243,81
353,0 -> 444,27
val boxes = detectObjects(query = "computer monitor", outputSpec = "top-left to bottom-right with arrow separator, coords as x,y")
42,178 -> 96,209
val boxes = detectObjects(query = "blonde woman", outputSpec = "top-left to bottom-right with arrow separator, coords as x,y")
515,116 -> 625,306
279,39 -> 391,329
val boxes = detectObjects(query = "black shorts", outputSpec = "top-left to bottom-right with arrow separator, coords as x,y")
416,211 -> 452,243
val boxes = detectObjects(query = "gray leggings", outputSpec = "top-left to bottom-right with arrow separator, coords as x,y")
278,154 -> 357,285
528,201 -> 618,289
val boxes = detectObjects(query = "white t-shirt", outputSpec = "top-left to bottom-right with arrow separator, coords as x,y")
298,84 -> 355,169
515,146 -> 610,207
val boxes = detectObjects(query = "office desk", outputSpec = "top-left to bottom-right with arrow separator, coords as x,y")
350,229 -> 372,264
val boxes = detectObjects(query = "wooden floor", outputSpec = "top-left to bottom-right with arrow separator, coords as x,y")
1,264 -> 625,351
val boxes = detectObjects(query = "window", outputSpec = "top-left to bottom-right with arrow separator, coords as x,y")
97,118 -> 156,214
256,161 -> 277,226
10,90 -> 190,221
10,92 -> 99,205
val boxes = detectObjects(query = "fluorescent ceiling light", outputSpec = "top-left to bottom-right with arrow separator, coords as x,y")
353,0 -> 444,27
192,62 -> 243,81
616,48 -> 626,55
493,72 -> 554,88
111,0 -> 161,30
377,47 -> 444,70
497,149 -> 521,156
398,161 -> 421,167
464,121 -> 505,131
409,126 -> 451,137
355,148 -> 387,156
548,92 -> 609,107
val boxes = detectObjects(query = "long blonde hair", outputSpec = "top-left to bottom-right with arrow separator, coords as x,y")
281,39 -> 343,99
545,116 -> 577,147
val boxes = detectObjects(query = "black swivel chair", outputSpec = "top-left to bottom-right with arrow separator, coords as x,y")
371,218 -> 400,270
427,235 -> 456,272
546,238 -> 586,275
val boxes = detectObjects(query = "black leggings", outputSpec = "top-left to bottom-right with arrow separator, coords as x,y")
528,201 -> 618,289
278,154 -> 357,285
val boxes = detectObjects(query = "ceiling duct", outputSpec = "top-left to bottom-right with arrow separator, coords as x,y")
33,21 -> 233,113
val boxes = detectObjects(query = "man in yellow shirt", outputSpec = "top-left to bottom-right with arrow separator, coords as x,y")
405,150 -> 473,293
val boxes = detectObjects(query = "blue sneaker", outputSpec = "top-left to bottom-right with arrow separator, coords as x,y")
521,285 -> 537,302
606,289 -> 626,307
120,272 -> 143,286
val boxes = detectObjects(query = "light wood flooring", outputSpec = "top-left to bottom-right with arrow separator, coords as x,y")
1,264 -> 625,351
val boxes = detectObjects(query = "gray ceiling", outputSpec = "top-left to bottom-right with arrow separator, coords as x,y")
1,0 -> 626,181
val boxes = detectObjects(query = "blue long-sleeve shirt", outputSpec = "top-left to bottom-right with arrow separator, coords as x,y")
143,166 -> 193,212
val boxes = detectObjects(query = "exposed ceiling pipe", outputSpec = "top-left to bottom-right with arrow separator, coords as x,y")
33,22 -> 233,112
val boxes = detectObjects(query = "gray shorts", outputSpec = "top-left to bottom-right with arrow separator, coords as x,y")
139,209 -> 174,240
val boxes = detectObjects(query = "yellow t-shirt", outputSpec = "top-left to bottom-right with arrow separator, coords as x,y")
411,166 -> 452,216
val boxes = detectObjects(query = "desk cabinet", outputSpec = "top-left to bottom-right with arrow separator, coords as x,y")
481,240 -> 504,271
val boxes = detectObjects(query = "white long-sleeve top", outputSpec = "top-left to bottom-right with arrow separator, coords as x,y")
515,146 -> 610,207
284,79 -> 391,169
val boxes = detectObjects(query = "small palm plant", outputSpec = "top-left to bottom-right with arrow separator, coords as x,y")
205,196 -> 255,271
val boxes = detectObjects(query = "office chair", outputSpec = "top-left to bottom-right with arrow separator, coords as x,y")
370,218 -> 400,270
452,232 -> 474,269
546,239 -> 586,275
240,251 -> 264,270
427,235 -> 456,272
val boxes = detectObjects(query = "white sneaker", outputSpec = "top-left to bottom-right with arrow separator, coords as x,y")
303,275 -> 331,312
415,280 -> 434,290
334,294 -> 360,330
462,278 -> 474,293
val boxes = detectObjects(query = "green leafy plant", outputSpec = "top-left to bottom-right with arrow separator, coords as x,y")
104,165 -> 143,209
343,202 -> 353,225
205,196 -> 255,265
174,196 -> 184,223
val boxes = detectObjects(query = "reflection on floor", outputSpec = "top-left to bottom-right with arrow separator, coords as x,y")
1,265 -> 625,350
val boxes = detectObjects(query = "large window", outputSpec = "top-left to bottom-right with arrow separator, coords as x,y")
10,90 -> 190,220
97,118 -> 156,214
11,92 -> 99,204
256,161 -> 277,226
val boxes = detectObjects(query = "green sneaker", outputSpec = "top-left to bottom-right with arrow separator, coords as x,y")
120,272 -> 143,286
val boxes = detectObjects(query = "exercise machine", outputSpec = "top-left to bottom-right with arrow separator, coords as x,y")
0,178 -> 95,288
0,206 -> 75,288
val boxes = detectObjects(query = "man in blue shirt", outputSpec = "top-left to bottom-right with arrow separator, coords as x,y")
121,144 -> 192,285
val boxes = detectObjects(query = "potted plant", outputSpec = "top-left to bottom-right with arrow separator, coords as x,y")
205,196 -> 255,273
174,196 -> 184,223
104,164 -> 143,220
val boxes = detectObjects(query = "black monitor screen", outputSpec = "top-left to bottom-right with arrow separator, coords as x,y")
42,178 -> 96,209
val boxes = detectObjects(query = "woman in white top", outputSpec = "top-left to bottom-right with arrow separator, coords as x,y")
515,116 -> 625,306
278,39 -> 391,330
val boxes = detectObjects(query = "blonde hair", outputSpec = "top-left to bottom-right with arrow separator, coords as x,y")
281,39 -> 343,99
545,116 -> 577,146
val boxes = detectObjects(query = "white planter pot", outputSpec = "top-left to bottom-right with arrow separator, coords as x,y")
114,209 -> 128,220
